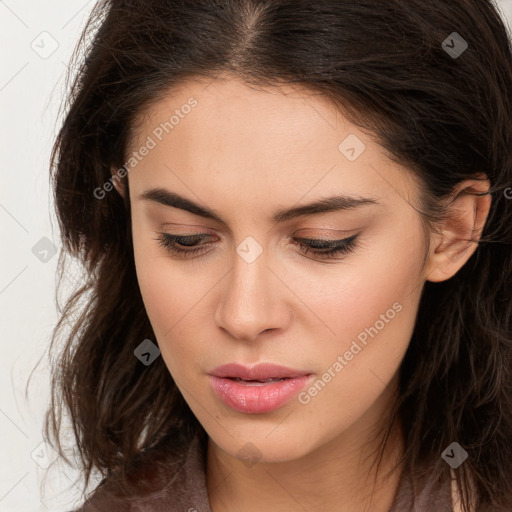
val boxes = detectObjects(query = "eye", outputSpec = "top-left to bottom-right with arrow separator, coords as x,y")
291,233 -> 360,260
154,232 -> 360,260
155,233 -> 212,256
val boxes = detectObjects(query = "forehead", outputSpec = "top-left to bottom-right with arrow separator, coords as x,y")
126,76 -> 421,213
128,77 -> 345,154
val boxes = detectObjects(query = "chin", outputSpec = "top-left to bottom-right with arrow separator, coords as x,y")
208,423 -> 317,464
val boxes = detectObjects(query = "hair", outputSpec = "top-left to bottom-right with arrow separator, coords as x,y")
38,0 -> 512,510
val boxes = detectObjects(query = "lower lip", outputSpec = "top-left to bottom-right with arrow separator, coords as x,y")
208,375 -> 312,414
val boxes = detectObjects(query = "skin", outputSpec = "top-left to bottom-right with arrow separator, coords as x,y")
112,75 -> 491,512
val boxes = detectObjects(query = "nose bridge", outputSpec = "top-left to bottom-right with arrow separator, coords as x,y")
215,237 -> 283,340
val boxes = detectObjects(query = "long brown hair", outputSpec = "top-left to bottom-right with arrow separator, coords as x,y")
39,1 -> 512,510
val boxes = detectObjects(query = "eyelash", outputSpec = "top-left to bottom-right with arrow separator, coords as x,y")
154,232 -> 360,260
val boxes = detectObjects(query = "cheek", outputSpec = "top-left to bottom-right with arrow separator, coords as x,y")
312,234 -> 423,364
131,225 -> 207,375
135,263 -> 206,363
284,219 -> 424,344
290,232 -> 425,432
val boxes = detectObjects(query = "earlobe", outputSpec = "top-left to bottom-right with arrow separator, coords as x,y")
111,166 -> 126,198
424,176 -> 492,283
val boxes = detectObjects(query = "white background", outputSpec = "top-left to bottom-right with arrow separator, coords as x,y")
1,1 -> 512,510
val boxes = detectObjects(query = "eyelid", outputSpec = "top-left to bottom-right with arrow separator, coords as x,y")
158,229 -> 356,245
294,229 -> 356,239
154,231 -> 361,261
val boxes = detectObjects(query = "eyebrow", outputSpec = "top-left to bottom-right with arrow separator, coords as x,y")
138,187 -> 379,224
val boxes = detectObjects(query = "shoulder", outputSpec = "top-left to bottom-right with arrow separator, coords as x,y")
71,459 -> 184,511
71,478 -> 131,511
71,431 -> 209,512
70,448 -> 186,511
389,467 -> 455,512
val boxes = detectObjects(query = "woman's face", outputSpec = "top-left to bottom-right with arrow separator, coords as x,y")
125,77 -> 431,462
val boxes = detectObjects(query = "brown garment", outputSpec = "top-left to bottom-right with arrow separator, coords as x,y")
73,432 -> 454,512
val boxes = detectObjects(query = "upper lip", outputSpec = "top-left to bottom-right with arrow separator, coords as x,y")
209,363 -> 311,380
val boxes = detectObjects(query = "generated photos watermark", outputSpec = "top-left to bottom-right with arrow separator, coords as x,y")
93,97 -> 198,200
298,301 -> 403,405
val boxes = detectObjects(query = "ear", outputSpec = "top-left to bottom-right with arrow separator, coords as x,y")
423,174 -> 491,283
111,166 -> 127,199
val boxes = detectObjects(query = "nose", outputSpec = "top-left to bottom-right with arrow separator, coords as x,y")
214,246 -> 290,342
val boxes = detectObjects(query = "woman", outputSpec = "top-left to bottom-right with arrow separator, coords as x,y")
44,0 -> 512,510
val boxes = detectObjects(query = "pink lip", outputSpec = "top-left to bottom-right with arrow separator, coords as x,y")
208,363 -> 313,414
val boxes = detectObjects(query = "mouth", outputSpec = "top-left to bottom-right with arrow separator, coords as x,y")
209,362 -> 311,380
208,363 -> 313,414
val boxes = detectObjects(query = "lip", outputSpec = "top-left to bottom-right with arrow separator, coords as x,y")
208,363 -> 313,414
209,363 -> 311,380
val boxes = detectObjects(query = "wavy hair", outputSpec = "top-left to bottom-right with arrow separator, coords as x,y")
40,0 -> 512,510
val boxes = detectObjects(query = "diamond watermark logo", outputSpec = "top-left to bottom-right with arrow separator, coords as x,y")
134,339 -> 161,366
32,237 -> 57,263
338,134 -> 366,161
236,236 -> 263,264
441,32 -> 468,59
31,441 -> 58,469
30,31 -> 59,59
441,442 -> 468,469
236,442 -> 262,468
